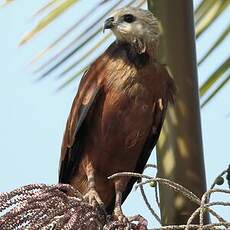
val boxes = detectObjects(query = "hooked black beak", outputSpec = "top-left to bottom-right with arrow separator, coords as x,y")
103,17 -> 115,31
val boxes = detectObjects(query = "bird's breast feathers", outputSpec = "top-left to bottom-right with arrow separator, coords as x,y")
103,60 -> 162,104
99,42 -> 166,102
104,57 -> 137,93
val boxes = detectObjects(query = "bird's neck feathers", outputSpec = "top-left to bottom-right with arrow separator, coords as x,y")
116,41 -> 157,69
104,41 -> 158,72
115,33 -> 158,62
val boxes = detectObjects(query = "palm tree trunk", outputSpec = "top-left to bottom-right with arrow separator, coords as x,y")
148,0 -> 209,225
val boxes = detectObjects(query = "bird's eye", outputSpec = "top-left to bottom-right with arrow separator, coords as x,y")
123,14 -> 135,23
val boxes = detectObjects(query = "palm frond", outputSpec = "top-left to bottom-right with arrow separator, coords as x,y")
19,0 -> 80,45
36,27 -> 103,80
30,0 -> 61,19
29,0 -> 110,65
58,32 -> 112,78
194,0 -> 216,25
195,0 -> 230,38
201,74 -> 230,107
200,58 -> 230,97
198,25 -> 230,66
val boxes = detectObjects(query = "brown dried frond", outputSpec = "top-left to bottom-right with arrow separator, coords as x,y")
1,166 -> 230,229
0,183 -> 146,230
0,183 -> 106,229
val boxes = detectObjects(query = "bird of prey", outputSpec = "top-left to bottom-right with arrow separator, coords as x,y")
59,7 -> 175,221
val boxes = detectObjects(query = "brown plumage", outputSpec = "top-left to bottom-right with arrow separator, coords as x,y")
59,7 -> 175,220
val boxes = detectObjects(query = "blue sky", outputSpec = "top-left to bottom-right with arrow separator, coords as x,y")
0,0 -> 229,227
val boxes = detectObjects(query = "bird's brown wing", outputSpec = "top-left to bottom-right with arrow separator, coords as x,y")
59,68 -> 104,183
121,65 -> 175,204
58,41 -> 125,183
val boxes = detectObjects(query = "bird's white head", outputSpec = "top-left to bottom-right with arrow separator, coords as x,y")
104,7 -> 160,55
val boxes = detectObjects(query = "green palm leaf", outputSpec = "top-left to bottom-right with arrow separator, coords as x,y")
201,74 -> 230,107
29,0 -> 110,65
195,0 -> 230,38
58,32 -> 112,78
37,27 -> 103,80
198,25 -> 230,66
30,0 -> 61,19
194,0 -> 216,25
19,0 -> 80,45
200,58 -> 230,97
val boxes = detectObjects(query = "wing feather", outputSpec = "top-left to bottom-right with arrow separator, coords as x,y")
59,85 -> 101,183
59,76 -> 102,183
59,42 -> 120,183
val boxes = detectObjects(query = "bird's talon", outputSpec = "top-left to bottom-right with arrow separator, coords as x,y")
83,188 -> 104,209
113,210 -> 130,227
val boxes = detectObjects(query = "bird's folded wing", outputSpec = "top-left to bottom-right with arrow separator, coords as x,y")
59,67 -> 104,183
58,42 -> 122,183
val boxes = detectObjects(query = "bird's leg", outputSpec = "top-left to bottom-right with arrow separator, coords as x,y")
113,180 -> 129,224
113,179 -> 148,229
84,164 -> 104,208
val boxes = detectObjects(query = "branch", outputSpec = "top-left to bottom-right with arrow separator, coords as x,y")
0,165 -> 230,229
